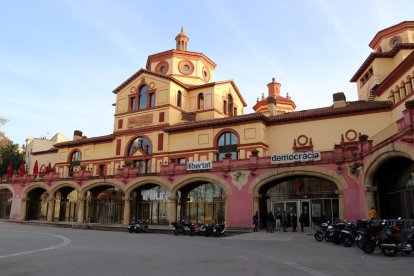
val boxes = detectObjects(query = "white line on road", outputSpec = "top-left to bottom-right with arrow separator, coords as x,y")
285,262 -> 328,276
0,230 -> 71,259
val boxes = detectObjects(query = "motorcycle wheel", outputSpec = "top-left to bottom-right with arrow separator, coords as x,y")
128,227 -> 133,233
381,247 -> 397,257
342,236 -> 353,247
362,240 -> 376,254
314,232 -> 324,242
173,229 -> 178,236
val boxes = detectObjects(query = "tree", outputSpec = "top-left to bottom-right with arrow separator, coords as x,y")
0,139 -> 24,176
0,117 -> 24,177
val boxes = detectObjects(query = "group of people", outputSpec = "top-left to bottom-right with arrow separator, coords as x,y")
253,211 -> 307,233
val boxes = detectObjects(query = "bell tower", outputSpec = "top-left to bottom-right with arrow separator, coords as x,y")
175,27 -> 189,51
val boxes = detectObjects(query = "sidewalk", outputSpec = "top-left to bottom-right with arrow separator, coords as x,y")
1,219 -> 315,241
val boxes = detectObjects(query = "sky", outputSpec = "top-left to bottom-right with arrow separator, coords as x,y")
1,0 -> 414,145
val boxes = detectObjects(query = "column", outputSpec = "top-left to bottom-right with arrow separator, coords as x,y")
19,198 -> 28,221
77,195 -> 85,223
47,197 -> 55,222
253,195 -> 260,214
338,191 -> 344,220
167,196 -> 177,224
123,196 -> 130,225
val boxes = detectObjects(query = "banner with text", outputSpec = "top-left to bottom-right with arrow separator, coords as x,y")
271,151 -> 321,164
187,161 -> 213,171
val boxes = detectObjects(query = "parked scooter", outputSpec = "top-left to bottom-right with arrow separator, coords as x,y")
341,221 -> 358,247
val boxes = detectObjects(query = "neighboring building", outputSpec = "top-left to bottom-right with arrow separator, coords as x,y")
24,133 -> 69,174
1,23 -> 414,229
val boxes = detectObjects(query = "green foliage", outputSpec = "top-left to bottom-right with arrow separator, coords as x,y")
0,139 -> 24,176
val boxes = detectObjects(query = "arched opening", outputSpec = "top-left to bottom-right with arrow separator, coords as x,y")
0,188 -> 12,219
197,93 -> 204,110
84,185 -> 125,224
227,94 -> 233,116
177,90 -> 182,108
53,187 -> 78,222
177,182 -> 225,223
130,184 -> 169,225
138,85 -> 148,110
26,187 -> 48,220
258,176 -> 339,230
373,156 -> 414,219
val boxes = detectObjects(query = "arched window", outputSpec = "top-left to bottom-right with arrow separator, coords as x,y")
389,91 -> 395,104
128,137 -> 152,156
177,91 -> 182,108
71,151 -> 81,162
197,93 -> 204,110
138,85 -> 148,110
407,77 -> 413,94
228,95 -> 233,116
217,132 -> 238,161
394,86 -> 401,102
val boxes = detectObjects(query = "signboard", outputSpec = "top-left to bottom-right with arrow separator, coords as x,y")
187,161 -> 212,171
271,151 -> 321,164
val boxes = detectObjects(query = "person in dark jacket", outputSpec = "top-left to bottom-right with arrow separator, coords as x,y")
291,213 -> 298,232
299,212 -> 307,232
266,211 -> 275,233
252,211 -> 259,232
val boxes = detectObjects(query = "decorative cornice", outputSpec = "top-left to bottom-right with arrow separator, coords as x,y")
369,21 -> 414,49
145,49 -> 216,70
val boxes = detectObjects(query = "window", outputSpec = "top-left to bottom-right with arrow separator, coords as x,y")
149,92 -> 155,107
223,100 -> 227,115
130,96 -> 137,111
228,95 -> 233,116
128,137 -> 152,156
177,91 -> 182,108
133,160 -> 151,174
71,151 -> 81,162
392,38 -> 401,46
198,93 -> 204,110
217,132 -> 238,161
178,158 -> 186,165
138,85 -> 148,110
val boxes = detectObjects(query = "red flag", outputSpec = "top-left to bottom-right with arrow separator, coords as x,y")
19,162 -> 26,175
45,162 -> 51,174
7,163 -> 13,177
33,160 -> 39,176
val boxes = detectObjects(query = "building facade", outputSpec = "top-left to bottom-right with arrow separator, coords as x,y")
1,23 -> 414,229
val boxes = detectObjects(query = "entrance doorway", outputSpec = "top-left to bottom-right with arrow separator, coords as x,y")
273,200 -> 311,229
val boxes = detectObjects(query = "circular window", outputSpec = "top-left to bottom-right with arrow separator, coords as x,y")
202,66 -> 211,82
155,61 -> 169,75
345,129 -> 357,141
297,135 -> 308,146
392,39 -> 400,46
178,60 -> 194,75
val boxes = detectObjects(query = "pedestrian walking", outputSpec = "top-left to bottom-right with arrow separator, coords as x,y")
275,211 -> 282,231
252,211 -> 259,232
299,212 -> 306,232
282,211 -> 288,232
266,211 -> 275,233
292,213 -> 298,232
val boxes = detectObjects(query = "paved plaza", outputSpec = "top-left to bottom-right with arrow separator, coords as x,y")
1,221 -> 413,276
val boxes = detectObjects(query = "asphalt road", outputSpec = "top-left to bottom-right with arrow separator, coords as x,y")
1,222 -> 413,276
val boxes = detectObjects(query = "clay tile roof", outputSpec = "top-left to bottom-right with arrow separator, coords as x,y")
350,43 -> 414,82
267,100 -> 392,123
369,21 -> 414,49
54,134 -> 115,148
164,101 -> 392,132
32,147 -> 58,155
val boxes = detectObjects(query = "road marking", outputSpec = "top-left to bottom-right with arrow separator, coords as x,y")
0,230 -> 71,259
285,262 -> 328,276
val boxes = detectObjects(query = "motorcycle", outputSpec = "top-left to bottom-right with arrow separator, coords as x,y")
326,221 -> 346,244
314,222 -> 330,242
378,218 -> 414,257
341,221 -> 359,247
128,219 -> 149,233
360,220 -> 384,254
213,221 -> 225,237
171,220 -> 187,236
